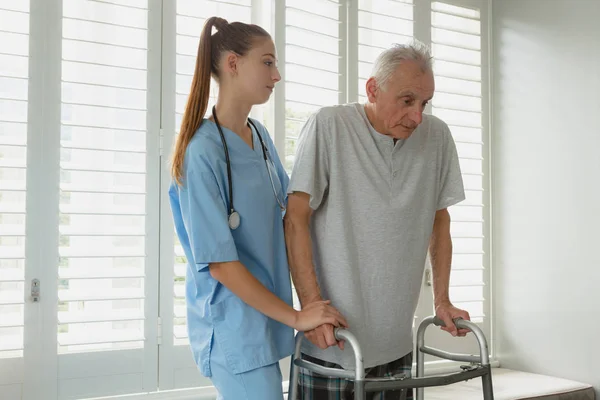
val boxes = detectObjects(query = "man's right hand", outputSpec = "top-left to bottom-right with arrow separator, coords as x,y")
305,323 -> 345,350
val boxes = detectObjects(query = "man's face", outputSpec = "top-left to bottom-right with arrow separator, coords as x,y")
367,61 -> 435,139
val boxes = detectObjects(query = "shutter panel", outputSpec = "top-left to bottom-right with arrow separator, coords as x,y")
431,1 -> 486,323
54,1 -> 158,397
0,1 -> 30,398
59,0 -> 148,354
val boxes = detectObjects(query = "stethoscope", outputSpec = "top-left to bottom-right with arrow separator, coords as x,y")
212,106 -> 286,230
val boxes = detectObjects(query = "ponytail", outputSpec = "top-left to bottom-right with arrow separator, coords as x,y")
170,17 -> 225,185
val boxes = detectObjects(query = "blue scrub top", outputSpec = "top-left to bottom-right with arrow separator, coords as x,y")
168,118 -> 294,377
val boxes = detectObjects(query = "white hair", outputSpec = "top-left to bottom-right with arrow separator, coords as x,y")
371,40 -> 433,89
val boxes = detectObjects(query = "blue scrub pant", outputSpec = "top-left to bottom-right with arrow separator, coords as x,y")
210,335 -> 284,400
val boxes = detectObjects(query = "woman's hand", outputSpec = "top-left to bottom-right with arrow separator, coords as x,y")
293,300 -> 348,332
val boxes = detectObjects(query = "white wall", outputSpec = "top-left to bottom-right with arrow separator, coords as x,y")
491,0 -> 600,395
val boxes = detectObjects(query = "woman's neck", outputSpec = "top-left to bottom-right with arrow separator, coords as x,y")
212,96 -> 253,139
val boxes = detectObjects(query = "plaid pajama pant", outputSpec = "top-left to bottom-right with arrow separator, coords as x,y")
294,352 -> 414,400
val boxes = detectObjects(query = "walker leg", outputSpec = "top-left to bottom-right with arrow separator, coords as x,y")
482,371 -> 494,400
288,361 -> 298,400
399,388 -> 407,400
415,345 -> 424,400
415,317 -> 426,400
354,380 -> 365,400
287,333 -> 303,400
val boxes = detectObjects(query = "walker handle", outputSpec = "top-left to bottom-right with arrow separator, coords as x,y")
432,316 -> 469,330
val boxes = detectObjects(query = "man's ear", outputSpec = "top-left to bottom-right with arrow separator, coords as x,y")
365,77 -> 378,103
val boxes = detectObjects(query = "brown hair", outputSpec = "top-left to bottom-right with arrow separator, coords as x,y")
170,17 -> 270,185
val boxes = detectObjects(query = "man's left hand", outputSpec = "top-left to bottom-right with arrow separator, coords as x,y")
435,302 -> 471,337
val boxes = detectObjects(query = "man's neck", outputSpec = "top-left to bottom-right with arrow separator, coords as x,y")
363,103 -> 385,134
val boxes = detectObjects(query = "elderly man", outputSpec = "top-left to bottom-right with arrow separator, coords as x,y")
284,40 -> 470,399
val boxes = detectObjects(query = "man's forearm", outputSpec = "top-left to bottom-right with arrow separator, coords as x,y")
284,213 -> 322,306
430,209 -> 452,307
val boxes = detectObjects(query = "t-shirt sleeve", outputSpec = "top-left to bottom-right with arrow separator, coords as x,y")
178,151 -> 239,271
437,123 -> 466,210
287,112 -> 330,210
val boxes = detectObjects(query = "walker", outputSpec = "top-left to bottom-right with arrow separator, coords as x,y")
288,316 -> 494,400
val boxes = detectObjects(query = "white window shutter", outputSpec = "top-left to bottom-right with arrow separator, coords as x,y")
0,1 -> 29,398
431,1 -> 486,323
52,0 -> 160,398
59,0 -> 148,352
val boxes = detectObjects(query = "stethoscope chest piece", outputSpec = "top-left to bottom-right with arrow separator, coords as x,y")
228,210 -> 240,230
212,105 -> 284,232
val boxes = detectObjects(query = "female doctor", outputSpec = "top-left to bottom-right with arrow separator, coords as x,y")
168,17 -> 348,400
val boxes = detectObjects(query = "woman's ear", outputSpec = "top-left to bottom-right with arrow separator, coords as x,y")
225,52 -> 238,76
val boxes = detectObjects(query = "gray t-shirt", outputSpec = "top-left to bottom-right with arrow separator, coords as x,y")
287,103 -> 466,369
